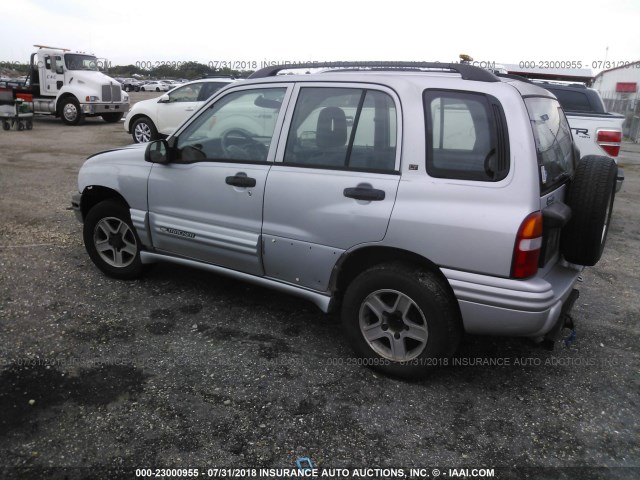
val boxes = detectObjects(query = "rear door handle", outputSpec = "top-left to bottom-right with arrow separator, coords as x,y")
185,107 -> 195,111
226,175 -> 256,188
343,187 -> 385,201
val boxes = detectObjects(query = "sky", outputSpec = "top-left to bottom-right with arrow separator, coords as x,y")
1,0 -> 639,73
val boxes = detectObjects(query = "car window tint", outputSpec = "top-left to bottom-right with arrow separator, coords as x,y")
549,89 -> 591,112
176,87 -> 286,163
198,82 -> 230,102
284,87 -> 397,171
168,83 -> 203,103
424,90 -> 507,182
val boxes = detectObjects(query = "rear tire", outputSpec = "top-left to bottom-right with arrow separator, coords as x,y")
341,262 -> 462,378
83,200 -> 144,280
561,155 -> 617,266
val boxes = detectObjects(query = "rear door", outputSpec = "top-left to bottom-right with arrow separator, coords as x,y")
262,84 -> 401,291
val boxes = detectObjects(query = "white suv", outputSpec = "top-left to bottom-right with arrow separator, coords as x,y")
124,77 -> 235,143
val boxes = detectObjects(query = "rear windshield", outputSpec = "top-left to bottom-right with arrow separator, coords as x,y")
524,97 -> 574,194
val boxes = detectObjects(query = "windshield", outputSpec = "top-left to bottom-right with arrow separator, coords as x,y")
525,97 -> 575,194
64,54 -> 98,71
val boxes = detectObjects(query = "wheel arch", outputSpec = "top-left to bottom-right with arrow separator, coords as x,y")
80,186 -> 130,221
329,246 -> 460,315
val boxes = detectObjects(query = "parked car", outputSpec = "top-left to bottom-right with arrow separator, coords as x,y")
121,78 -> 143,92
124,77 -> 235,143
73,62 -> 618,378
140,81 -> 170,92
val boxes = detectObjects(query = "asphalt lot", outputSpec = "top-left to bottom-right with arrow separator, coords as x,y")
0,94 -> 638,479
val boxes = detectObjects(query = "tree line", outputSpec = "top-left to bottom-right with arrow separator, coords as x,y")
108,62 -> 249,79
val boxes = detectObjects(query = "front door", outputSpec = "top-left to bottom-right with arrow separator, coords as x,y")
147,85 -> 290,276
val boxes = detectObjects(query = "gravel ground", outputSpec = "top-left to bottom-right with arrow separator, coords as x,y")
0,95 -> 638,480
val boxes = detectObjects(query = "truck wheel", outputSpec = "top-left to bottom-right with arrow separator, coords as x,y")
561,155 -> 618,266
60,98 -> 85,125
131,117 -> 158,143
101,113 -> 124,123
26,120 -> 33,130
83,200 -> 144,280
341,262 -> 462,379
2,121 -> 10,131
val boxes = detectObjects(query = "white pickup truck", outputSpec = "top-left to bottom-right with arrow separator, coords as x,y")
533,81 -> 625,191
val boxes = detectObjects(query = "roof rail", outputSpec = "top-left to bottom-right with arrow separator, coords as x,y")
248,61 -> 500,82
496,73 -> 533,84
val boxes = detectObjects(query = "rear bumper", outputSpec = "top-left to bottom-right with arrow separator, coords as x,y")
443,261 -> 583,337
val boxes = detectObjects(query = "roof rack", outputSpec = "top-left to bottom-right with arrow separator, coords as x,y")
248,61 -> 500,82
199,74 -> 237,80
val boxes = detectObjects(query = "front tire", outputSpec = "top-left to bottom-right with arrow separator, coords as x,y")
83,200 -> 144,280
341,262 -> 462,378
59,97 -> 85,125
131,116 -> 158,143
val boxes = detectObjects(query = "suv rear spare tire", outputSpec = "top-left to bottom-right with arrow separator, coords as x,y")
561,155 -> 617,266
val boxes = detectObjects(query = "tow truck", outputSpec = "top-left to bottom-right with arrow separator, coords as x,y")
10,45 -> 129,125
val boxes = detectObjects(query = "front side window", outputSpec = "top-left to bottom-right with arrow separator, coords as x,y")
167,83 -> 203,103
176,87 -> 286,163
525,97 -> 574,193
284,87 -> 397,171
424,90 -> 508,181
64,54 -> 98,71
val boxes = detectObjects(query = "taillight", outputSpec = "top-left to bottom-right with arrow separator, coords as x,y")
596,129 -> 621,157
511,212 -> 543,279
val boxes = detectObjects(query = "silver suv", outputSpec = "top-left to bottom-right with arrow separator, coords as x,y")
72,62 -> 618,378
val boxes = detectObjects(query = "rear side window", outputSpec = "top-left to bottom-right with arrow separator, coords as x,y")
424,90 -> 508,181
525,97 -> 574,193
198,82 -> 231,102
547,88 -> 592,112
284,87 -> 397,172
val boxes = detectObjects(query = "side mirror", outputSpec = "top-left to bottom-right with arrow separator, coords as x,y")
145,139 -> 172,164
157,94 -> 170,103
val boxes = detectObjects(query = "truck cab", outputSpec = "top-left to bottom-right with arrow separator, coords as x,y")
20,45 -> 129,125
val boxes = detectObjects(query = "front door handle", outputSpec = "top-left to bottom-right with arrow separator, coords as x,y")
343,187 -> 385,201
226,175 -> 256,188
